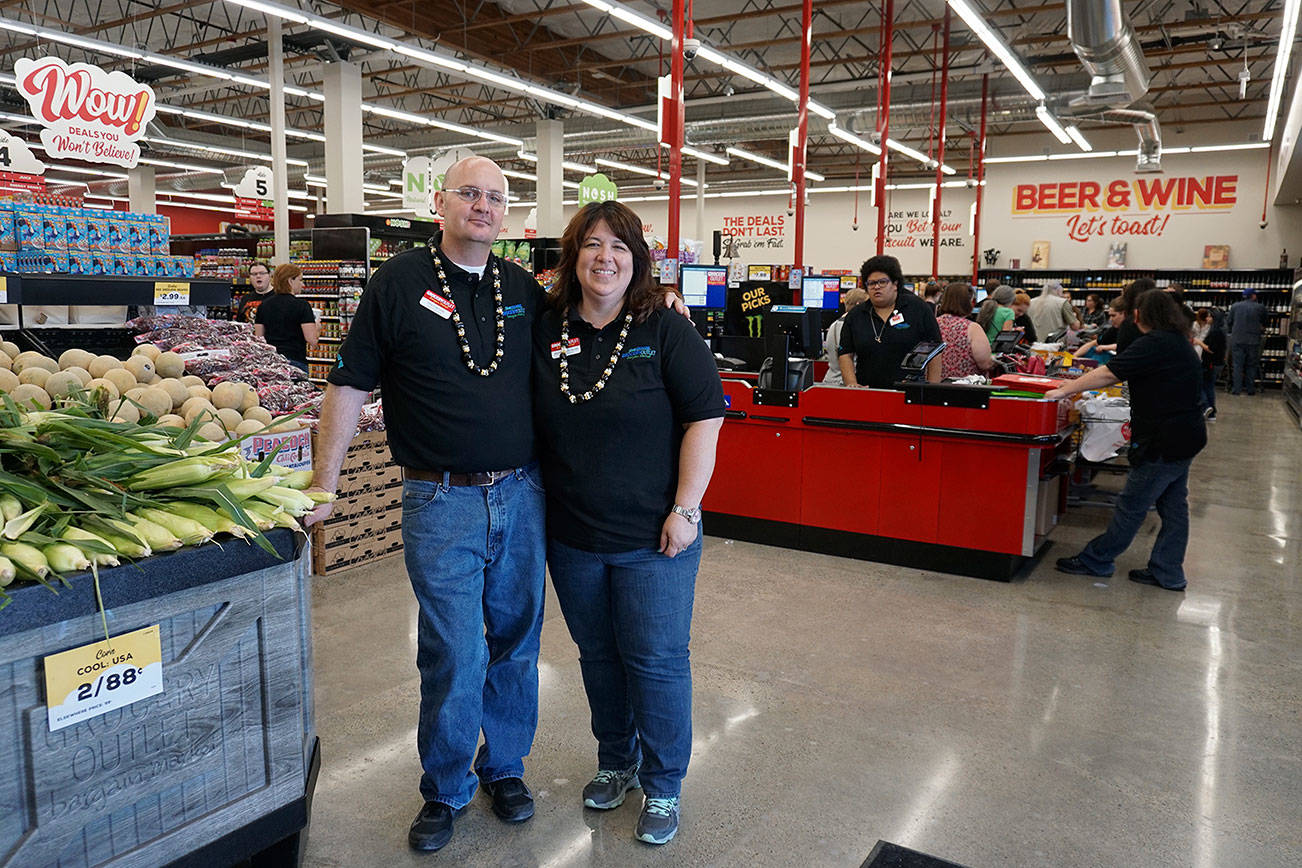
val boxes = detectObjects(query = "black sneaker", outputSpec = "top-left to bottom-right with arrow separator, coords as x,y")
582,764 -> 641,809
481,777 -> 534,822
408,801 -> 464,851
635,796 -> 680,845
1055,555 -> 1113,577
1128,568 -> 1186,591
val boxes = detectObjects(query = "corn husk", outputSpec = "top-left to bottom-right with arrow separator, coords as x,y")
167,502 -> 250,538
111,515 -> 182,552
60,528 -> 121,567
125,455 -> 240,490
279,470 -> 315,491
133,508 -> 213,546
0,494 -> 22,522
0,541 -> 49,578
43,542 -> 91,574
0,555 -> 15,586
254,486 -> 316,515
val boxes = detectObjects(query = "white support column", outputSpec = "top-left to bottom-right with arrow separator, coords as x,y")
321,61 -> 364,213
268,16 -> 290,263
695,159 -> 706,242
127,166 -> 155,213
536,119 -> 564,236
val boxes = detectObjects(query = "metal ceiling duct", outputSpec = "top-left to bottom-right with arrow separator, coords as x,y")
1066,0 -> 1161,172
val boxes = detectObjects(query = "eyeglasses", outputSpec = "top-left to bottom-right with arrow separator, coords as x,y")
443,186 -> 508,209
865,277 -> 893,289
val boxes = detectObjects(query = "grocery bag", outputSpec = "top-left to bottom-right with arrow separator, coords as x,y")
1079,396 -> 1131,462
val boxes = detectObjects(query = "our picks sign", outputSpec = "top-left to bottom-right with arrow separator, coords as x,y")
1012,175 -> 1239,243
14,57 -> 156,168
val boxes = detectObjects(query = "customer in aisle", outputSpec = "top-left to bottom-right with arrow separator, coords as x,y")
1074,298 -> 1125,363
1012,290 -> 1038,344
1081,293 -> 1108,330
307,156 -> 547,854
822,287 -> 868,384
254,263 -> 318,373
1192,306 -> 1211,357
235,261 -> 272,324
1027,282 -> 1082,342
936,281 -> 994,379
534,201 -> 725,846
976,284 -> 1015,342
1195,308 -> 1227,420
1115,278 -> 1156,352
837,254 -> 942,387
1048,290 -> 1206,591
1227,288 -> 1270,395
922,280 -> 942,311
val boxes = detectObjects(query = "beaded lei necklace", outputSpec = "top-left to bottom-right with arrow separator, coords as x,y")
558,309 -> 635,403
431,249 -> 505,377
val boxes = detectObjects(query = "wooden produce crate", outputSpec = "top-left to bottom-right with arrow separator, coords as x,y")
312,429 -> 405,575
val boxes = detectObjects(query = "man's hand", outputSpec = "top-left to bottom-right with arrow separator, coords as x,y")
659,513 -> 697,558
664,292 -> 690,318
302,487 -> 336,527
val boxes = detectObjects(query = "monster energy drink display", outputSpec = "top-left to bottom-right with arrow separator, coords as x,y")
724,280 -> 792,338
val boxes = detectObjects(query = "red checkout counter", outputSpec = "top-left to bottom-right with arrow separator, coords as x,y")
703,377 -> 1074,580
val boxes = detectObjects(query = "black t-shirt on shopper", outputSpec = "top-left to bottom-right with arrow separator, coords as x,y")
837,290 -> 942,388
533,305 -> 726,552
255,293 -> 316,363
328,240 -> 543,472
1106,328 -> 1206,461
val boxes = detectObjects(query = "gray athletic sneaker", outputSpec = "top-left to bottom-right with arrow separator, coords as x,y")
635,796 -> 679,845
581,764 -> 641,809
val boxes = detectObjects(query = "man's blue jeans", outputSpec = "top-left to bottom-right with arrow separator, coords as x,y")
1078,456 -> 1192,589
547,530 -> 702,799
1231,341 -> 1260,394
401,465 -> 546,808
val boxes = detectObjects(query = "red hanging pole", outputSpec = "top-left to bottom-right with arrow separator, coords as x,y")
792,0 -> 812,269
931,8 -> 950,280
971,72 -> 989,286
875,0 -> 893,256
667,0 -> 685,274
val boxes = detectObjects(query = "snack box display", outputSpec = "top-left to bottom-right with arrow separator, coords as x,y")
42,209 -> 66,252
86,213 -> 110,251
15,206 -> 44,251
67,251 -> 92,275
110,254 -> 130,276
0,251 -> 17,271
63,209 -> 88,251
126,219 -> 148,254
0,208 -> 15,252
153,256 -> 170,276
88,252 -> 109,275
147,218 -> 167,254
106,218 -> 126,253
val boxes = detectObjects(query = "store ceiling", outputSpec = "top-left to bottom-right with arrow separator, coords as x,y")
0,0 -> 1292,204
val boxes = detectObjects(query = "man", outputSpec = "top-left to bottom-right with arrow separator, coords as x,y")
1027,282 -> 1082,342
307,156 -> 546,852
837,254 -> 941,387
234,261 -> 272,324
1226,288 -> 1270,395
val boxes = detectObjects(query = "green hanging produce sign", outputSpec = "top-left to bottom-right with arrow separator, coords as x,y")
577,172 -> 618,206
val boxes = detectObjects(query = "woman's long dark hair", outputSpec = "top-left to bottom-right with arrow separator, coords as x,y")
548,201 -> 667,323
1134,288 -> 1192,339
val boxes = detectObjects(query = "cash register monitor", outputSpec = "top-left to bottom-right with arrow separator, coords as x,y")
991,329 -> 1024,353
762,306 -> 823,358
679,264 -> 728,309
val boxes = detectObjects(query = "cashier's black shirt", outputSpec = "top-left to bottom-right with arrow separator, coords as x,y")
255,293 -> 316,363
837,290 -> 942,388
328,240 -> 542,471
533,306 -> 726,552
1105,328 -> 1206,461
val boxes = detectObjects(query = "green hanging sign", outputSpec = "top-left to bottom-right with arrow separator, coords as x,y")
577,172 -> 619,206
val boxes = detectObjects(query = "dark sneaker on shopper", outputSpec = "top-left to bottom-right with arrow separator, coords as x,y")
582,764 -> 641,809
408,801 -> 465,851
1055,555 -> 1113,577
1206,411 -> 1217,421
481,777 -> 534,822
1203,406 -> 1214,420
636,796 -> 680,845
1128,568 -> 1186,592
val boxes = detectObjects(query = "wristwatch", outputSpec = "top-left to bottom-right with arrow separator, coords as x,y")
671,504 -> 701,524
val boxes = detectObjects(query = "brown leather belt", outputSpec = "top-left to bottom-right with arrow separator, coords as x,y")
403,467 -> 515,487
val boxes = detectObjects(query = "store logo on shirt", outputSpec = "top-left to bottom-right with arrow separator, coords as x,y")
621,346 -> 655,360
504,304 -> 526,319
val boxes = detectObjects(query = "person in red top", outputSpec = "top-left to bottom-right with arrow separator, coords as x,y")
935,282 -> 994,379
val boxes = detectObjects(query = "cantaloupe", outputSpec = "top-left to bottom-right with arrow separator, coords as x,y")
180,375 -> 204,388
211,381 -> 246,410
0,341 -> 20,359
186,384 -> 211,402
159,378 -> 189,409
109,399 -> 140,424
10,383 -> 51,409
65,366 -> 91,387
88,355 -> 123,379
14,353 -> 57,374
197,422 -> 226,442
215,407 -> 244,431
136,387 -> 172,419
58,348 -> 94,371
18,367 -> 50,389
242,406 -> 273,425
124,387 -> 149,404
154,352 -> 185,379
181,397 -> 216,425
132,344 -> 162,360
157,414 -> 186,428
0,354 -> 10,371
234,418 -> 265,436
123,356 -> 154,382
239,385 -> 259,412
43,370 -> 84,399
0,368 -> 19,393
85,378 -> 119,401
104,368 -> 138,395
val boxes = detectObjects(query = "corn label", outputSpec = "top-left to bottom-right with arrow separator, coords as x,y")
44,624 -> 163,732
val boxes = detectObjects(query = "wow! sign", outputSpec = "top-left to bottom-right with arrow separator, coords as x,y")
14,56 -> 156,167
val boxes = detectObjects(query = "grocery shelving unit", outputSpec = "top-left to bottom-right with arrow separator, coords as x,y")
300,260 -> 368,385
1284,279 -> 1302,428
978,267 -> 1294,387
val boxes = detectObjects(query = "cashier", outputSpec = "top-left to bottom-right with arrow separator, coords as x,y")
837,254 -> 942,388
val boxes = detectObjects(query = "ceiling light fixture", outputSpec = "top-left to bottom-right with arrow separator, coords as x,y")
594,157 -> 700,187
1035,105 -> 1072,144
946,0 -> 1045,101
1263,0 -> 1302,140
725,146 -> 824,181
1064,125 -> 1094,152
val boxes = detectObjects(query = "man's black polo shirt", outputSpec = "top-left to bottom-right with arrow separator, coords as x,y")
533,305 -> 726,552
837,290 -> 942,388
328,240 -> 542,472
1106,328 -> 1206,461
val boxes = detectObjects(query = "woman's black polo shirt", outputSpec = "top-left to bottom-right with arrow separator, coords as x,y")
328,243 -> 542,472
837,290 -> 942,388
533,305 -> 726,552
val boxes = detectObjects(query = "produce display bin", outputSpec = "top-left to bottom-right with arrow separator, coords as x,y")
311,430 -> 405,575
0,529 -> 317,868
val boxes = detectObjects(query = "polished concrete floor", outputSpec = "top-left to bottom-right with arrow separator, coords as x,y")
302,395 -> 1301,868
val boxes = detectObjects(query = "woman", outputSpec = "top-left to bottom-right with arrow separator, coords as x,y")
1049,291 -> 1206,591
822,287 -> 868,384
1081,293 -> 1108,330
1115,277 -> 1156,353
837,254 -> 942,387
533,201 -> 726,846
936,282 -> 994,379
1195,308 -> 1226,419
1012,290 -> 1038,344
976,284 -> 1015,343
1074,298 -> 1125,363
255,263 -> 319,373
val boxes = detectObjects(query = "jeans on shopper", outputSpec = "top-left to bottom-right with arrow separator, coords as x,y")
286,358 -> 310,374
1077,455 -> 1192,589
1202,365 -> 1223,413
402,464 -> 546,808
547,529 -> 702,799
1230,341 -> 1260,394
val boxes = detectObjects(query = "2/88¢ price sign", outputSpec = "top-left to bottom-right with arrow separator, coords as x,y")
44,625 -> 164,731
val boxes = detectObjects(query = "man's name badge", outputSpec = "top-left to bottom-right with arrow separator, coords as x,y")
550,338 -> 582,358
421,290 -> 457,319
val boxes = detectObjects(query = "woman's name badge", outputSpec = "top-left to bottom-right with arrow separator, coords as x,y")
550,337 -> 582,358
889,310 -> 905,327
421,290 -> 456,318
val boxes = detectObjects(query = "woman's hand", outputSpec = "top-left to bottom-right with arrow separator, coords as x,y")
660,512 -> 697,558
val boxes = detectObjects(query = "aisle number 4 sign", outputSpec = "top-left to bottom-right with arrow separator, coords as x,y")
44,624 -> 164,731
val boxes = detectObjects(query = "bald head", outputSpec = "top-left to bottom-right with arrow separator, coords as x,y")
434,155 -> 509,266
443,156 -> 505,193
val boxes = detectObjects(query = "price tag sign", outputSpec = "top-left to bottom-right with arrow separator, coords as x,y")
0,275 -> 7,304
154,281 -> 190,306
44,624 -> 163,732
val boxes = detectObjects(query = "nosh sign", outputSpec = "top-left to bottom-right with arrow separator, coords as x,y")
14,57 -> 156,168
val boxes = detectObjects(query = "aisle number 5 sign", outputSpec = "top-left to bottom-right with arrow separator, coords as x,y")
44,624 -> 164,731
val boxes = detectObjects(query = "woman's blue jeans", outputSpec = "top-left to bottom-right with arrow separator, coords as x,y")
547,529 -> 702,799
401,465 -> 546,808
1078,456 -> 1192,589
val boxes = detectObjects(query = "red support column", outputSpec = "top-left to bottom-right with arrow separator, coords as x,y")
875,0 -> 893,256
971,72 -> 989,286
667,0 -> 685,275
792,0 -> 813,269
931,8 -> 950,279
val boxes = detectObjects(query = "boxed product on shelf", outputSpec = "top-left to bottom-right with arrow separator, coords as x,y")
64,209 -> 88,251
85,212 -> 109,251
0,208 -> 14,252
106,217 -> 126,252
41,207 -> 66,251
15,205 -> 43,251
0,251 -> 16,271
67,251 -> 91,274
